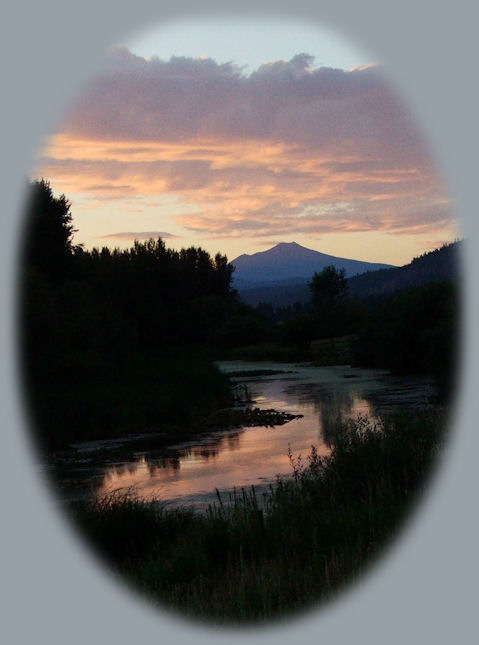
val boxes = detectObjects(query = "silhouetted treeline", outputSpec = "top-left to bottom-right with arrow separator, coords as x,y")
346,241 -> 461,299
21,180 -> 270,447
254,264 -> 459,400
351,281 -> 458,400
22,181 -> 272,360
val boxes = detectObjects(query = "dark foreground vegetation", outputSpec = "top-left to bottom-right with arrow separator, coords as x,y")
21,181 -> 270,449
70,411 -> 445,624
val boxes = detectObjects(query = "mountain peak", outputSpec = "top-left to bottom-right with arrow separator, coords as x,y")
231,242 -> 395,286
272,241 -> 304,250
262,241 -> 313,258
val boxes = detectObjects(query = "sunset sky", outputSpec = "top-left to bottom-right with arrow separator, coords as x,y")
33,18 -> 460,266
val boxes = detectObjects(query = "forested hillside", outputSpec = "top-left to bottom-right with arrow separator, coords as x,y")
347,241 -> 461,299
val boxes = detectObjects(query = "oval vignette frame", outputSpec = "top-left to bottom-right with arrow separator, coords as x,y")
1,1 -> 477,644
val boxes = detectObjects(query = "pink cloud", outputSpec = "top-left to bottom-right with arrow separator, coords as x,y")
36,48 -> 456,243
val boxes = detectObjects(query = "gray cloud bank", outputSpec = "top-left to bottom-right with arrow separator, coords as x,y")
64,49 -> 426,164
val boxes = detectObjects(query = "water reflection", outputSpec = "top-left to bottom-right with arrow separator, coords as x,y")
283,384 -> 379,446
56,361 -> 436,508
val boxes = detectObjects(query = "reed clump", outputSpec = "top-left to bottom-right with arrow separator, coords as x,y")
69,411 -> 446,624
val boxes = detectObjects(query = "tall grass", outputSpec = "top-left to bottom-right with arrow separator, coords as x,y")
69,411 -> 446,624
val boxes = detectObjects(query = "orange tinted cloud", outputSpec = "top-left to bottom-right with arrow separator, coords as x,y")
35,49 -> 456,243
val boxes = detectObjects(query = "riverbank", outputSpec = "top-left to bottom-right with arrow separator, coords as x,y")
45,360 -> 437,506
45,405 -> 303,470
27,351 -> 237,451
69,409 -> 446,624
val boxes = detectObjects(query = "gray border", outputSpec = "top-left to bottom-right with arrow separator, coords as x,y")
1,1 -> 477,643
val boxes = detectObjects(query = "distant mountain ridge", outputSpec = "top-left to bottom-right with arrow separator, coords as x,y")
231,242 -> 394,288
236,241 -> 461,308
347,240 -> 461,299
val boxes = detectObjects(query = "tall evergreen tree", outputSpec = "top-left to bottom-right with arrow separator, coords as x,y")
22,179 -> 76,279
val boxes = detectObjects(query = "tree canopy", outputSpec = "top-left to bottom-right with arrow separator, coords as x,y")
22,179 -> 77,279
309,265 -> 348,310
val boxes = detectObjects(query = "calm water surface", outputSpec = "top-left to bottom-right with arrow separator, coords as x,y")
53,361 -> 436,509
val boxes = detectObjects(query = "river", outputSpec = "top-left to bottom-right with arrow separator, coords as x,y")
47,360 -> 436,509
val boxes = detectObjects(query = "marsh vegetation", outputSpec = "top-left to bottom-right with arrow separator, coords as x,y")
70,411 -> 445,623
